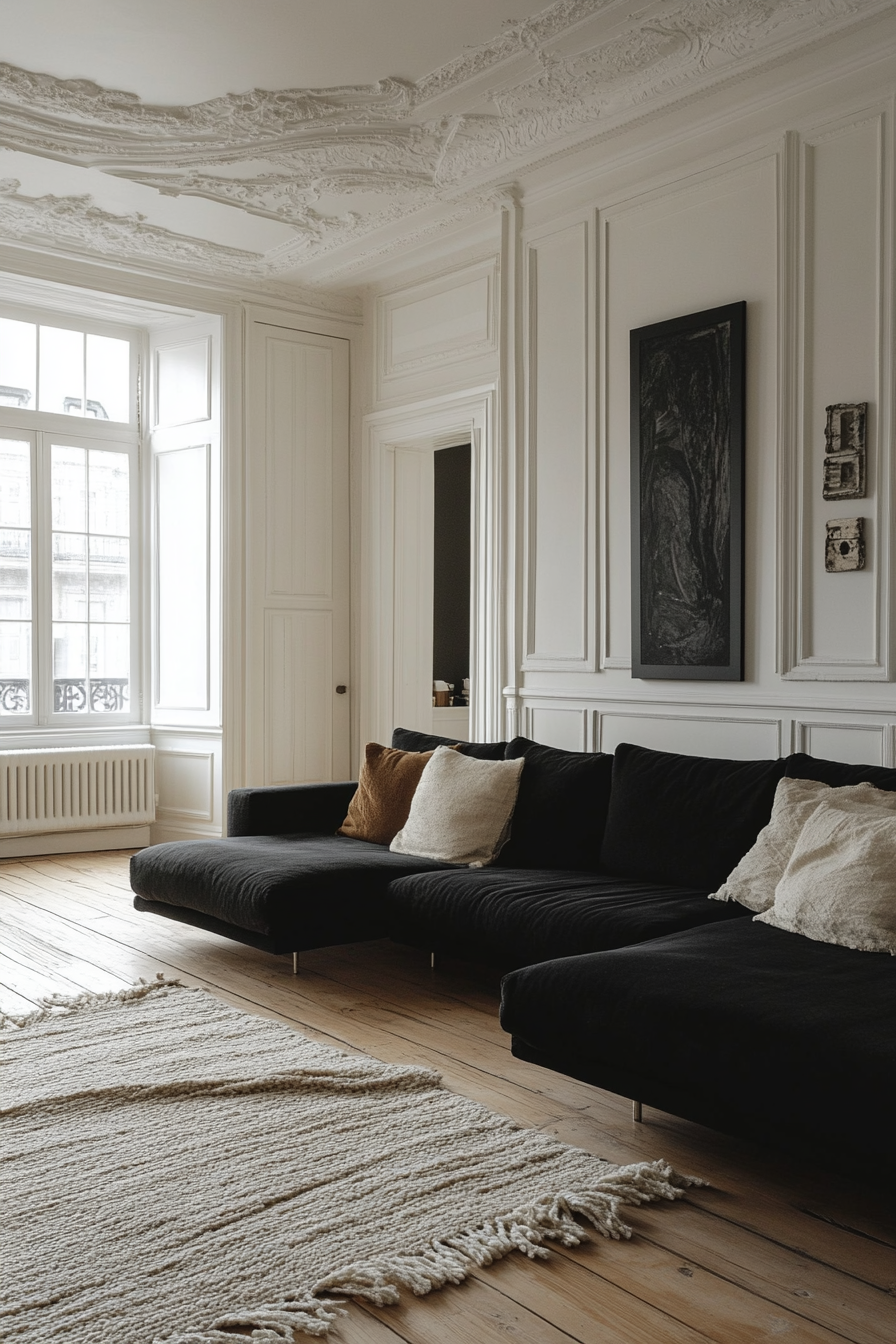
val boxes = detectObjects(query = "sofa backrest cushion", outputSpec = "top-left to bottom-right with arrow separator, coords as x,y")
784,752 -> 896,793
497,737 -> 614,870
599,742 -> 786,891
390,747 -> 525,866
338,742 -> 437,845
391,727 -> 507,760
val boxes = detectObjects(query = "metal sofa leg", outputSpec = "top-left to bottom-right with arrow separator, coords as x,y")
430,952 -> 438,970
293,951 -> 299,976
632,1100 -> 643,1123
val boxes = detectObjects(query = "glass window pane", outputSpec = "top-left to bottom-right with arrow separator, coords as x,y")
0,529 -> 31,619
86,335 -> 130,423
53,622 -> 88,713
54,622 -> 87,676
53,532 -> 87,620
88,449 -> 129,536
0,320 -> 36,409
90,624 -> 128,680
0,621 -> 30,714
89,536 -> 128,622
52,444 -> 87,531
90,621 -> 130,712
0,439 -> 30,529
39,326 -> 84,416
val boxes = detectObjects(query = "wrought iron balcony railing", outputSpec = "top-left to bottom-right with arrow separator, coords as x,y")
54,678 -> 129,713
0,679 -> 29,712
0,678 -> 129,713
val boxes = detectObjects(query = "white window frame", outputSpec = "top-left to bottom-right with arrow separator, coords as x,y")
0,309 -> 142,736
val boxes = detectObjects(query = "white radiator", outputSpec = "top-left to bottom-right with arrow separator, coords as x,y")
0,746 -> 155,838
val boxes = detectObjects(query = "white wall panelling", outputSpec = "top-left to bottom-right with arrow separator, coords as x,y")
155,750 -> 214,823
155,337 -> 211,428
155,444 -> 210,711
246,322 -> 351,786
598,150 -> 779,677
360,388 -> 501,753
523,216 -> 594,670
794,720 -> 892,766
151,728 -> 222,843
377,259 -> 497,383
523,706 -> 590,753
782,105 -> 893,679
149,317 -> 222,732
598,712 -> 782,762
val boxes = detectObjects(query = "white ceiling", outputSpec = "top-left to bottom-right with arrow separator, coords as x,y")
0,0 -> 891,295
0,0 -> 549,105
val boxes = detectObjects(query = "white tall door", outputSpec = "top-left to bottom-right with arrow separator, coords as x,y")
246,324 -> 350,785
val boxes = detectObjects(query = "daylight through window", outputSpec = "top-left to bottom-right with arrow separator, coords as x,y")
0,312 -> 137,724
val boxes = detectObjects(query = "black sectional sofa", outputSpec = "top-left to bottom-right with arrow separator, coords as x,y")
130,731 -> 896,1180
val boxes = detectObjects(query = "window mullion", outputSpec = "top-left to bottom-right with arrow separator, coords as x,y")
34,433 -> 52,726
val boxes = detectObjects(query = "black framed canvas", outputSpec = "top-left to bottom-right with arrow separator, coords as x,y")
630,301 -> 746,680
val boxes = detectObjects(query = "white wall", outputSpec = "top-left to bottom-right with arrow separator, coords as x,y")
363,40 -> 896,768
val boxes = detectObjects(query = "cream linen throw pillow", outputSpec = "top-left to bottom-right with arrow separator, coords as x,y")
390,746 -> 525,866
710,777 -> 896,912
756,802 -> 896,954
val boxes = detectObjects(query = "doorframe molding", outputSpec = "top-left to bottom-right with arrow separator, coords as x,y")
360,386 -> 502,753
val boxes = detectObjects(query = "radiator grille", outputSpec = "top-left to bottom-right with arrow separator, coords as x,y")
0,746 -> 155,837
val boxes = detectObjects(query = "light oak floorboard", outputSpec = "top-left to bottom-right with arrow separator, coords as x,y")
1,852 -> 895,1344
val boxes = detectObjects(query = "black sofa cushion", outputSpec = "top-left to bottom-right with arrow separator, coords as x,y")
391,727 -> 507,760
600,742 -> 786,891
497,738 -> 614,870
784,752 -> 896,792
130,834 -> 452,953
500,919 -> 896,1171
387,866 -> 748,969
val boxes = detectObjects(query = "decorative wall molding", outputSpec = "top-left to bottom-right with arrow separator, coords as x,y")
376,258 -> 498,387
523,704 -> 592,752
794,718 -> 893,765
155,748 -> 215,823
0,0 -> 888,280
597,145 -> 779,673
780,104 -> 892,681
522,214 -> 595,671
506,686 -> 896,762
596,710 -> 784,760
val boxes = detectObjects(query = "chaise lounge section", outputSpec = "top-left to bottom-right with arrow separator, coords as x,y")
130,732 -> 896,1179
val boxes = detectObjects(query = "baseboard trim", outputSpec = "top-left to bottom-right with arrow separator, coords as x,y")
150,822 -> 222,846
0,825 -> 151,859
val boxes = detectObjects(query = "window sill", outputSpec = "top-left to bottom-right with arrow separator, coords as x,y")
0,724 -> 150,751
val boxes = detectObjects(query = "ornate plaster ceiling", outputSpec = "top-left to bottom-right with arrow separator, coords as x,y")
0,0 -> 890,293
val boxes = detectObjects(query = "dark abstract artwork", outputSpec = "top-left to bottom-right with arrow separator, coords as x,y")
630,302 -> 746,680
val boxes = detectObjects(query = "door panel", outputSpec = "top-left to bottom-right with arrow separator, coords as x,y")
247,324 -> 350,784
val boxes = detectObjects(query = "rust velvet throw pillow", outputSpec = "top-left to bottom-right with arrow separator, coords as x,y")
338,743 -> 439,845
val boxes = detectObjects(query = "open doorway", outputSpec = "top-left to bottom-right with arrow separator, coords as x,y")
432,443 -> 471,741
359,388 -> 503,750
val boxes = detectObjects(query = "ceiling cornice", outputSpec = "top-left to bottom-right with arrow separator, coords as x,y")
0,0 -> 888,288
0,177 -> 266,276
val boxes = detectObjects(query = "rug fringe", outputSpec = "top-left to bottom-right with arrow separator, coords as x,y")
161,1160 -> 703,1342
0,973 -> 180,1029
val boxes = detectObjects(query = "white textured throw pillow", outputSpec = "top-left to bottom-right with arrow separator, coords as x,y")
756,802 -> 896,954
390,746 -> 525,866
710,777 -> 896,912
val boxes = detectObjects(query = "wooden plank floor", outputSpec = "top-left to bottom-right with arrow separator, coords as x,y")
1,851 -> 895,1344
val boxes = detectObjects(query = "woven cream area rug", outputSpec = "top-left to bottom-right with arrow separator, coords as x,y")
1,978 -> 699,1343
